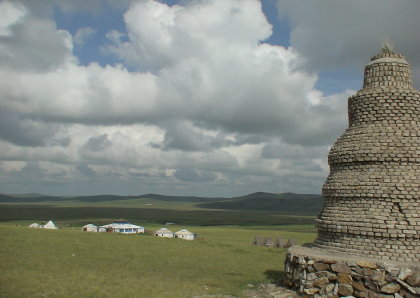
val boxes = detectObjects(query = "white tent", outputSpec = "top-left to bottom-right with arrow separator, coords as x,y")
28,223 -> 42,228
154,228 -> 174,238
174,229 -> 196,240
82,224 -> 97,232
43,220 -> 57,229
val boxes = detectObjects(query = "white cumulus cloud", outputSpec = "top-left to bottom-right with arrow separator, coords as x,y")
0,1 -> 28,36
0,0 -> 363,196
74,26 -> 96,46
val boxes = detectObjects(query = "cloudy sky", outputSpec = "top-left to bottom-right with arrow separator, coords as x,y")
0,0 -> 419,197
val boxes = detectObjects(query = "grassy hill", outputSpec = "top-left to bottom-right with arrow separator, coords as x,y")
0,192 -> 322,226
0,193 -> 224,204
0,205 -> 316,226
197,192 -> 323,214
0,192 -> 322,212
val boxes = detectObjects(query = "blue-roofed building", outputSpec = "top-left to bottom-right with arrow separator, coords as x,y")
98,221 -> 144,234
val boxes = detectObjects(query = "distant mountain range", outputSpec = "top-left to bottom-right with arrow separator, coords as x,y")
0,192 -> 323,214
0,193 -> 222,203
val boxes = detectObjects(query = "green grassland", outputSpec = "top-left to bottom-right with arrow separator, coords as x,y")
0,197 -> 202,210
0,192 -> 320,226
0,195 -> 206,210
0,224 -> 316,298
0,204 -> 316,226
0,192 -> 320,297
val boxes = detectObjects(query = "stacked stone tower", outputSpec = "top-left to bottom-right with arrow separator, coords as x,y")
284,50 -> 419,297
314,50 -> 419,262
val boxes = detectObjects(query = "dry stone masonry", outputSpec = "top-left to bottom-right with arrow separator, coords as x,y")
284,246 -> 420,298
314,51 -> 419,262
284,50 -> 420,297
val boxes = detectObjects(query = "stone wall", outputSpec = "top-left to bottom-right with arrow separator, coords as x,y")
363,52 -> 412,89
284,246 -> 420,297
313,51 -> 420,262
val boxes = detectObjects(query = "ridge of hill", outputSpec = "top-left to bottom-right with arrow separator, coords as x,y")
196,192 -> 323,214
0,192 -> 323,214
0,193 -> 224,203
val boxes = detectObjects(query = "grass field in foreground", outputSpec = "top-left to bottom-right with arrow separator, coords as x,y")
0,224 -> 316,298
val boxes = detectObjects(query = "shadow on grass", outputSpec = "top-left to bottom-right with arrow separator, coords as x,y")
264,269 -> 285,285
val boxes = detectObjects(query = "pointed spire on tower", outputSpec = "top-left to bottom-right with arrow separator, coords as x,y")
380,36 -> 394,54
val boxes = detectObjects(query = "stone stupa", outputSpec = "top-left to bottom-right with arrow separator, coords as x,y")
284,48 -> 419,297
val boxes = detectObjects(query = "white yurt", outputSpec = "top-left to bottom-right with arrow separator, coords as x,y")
154,228 -> 174,238
82,224 -> 98,232
174,229 -> 196,240
28,223 -> 42,228
43,220 -> 57,229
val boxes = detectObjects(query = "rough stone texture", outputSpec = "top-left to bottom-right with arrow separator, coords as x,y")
314,262 -> 330,271
338,283 -> 354,296
313,51 -> 420,262
398,268 -> 413,280
337,273 -> 353,284
284,51 -> 420,296
331,263 -> 351,274
381,283 -> 401,294
284,246 -> 420,297
406,272 -> 420,287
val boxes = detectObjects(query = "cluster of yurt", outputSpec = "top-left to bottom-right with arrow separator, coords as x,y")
154,228 -> 196,240
28,220 -> 57,230
253,236 -> 295,248
82,221 -> 144,234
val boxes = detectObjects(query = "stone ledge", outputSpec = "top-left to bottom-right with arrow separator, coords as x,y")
284,245 -> 420,297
